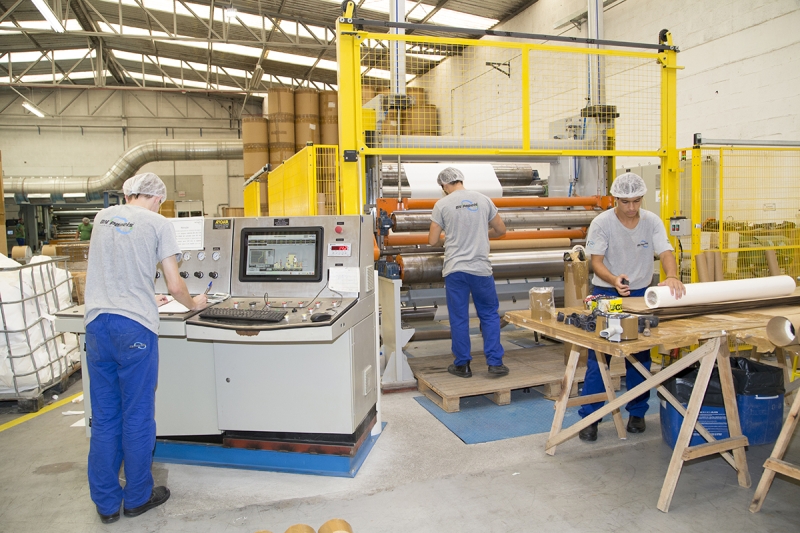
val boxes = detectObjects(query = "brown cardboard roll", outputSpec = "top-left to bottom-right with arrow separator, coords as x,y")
405,86 -> 427,105
41,245 -> 57,256
361,84 -> 377,104
401,104 -> 438,136
766,314 -> 800,347
489,238 -> 570,251
268,87 -> 295,149
713,250 -> 723,281
319,90 -> 339,145
765,249 -> 781,276
284,525 -> 315,533
695,252 -> 711,282
318,519 -> 353,533
242,115 -> 268,144
294,88 -> 320,151
11,246 -> 32,261
704,251 -> 715,280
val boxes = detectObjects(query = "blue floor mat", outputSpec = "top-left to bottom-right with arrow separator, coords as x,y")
414,386 -> 659,444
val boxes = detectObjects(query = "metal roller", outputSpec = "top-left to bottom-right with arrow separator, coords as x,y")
380,185 -> 546,198
391,209 -> 598,232
397,250 -> 569,284
380,163 -> 538,186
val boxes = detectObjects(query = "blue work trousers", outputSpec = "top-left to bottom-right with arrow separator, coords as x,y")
86,314 -> 159,515
445,272 -> 504,366
578,286 -> 652,419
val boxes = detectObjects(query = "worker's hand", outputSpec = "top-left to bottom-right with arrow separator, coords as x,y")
658,277 -> 686,300
191,294 -> 208,311
155,294 -> 170,306
614,275 -> 631,296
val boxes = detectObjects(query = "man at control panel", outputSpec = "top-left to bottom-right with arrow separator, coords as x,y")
83,172 -> 207,523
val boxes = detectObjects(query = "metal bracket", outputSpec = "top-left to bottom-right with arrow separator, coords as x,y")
486,61 -> 511,78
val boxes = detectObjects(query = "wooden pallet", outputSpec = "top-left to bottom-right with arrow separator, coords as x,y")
407,345 -> 624,413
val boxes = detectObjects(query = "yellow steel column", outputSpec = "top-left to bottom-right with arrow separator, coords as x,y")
690,148 -> 702,282
336,1 -> 365,215
659,33 -> 681,280
521,46 -> 530,150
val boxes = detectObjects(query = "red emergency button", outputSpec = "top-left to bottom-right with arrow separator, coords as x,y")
334,226 -> 343,234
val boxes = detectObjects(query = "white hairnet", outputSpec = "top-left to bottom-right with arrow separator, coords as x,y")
437,167 -> 464,186
123,172 -> 167,203
610,172 -> 647,198
82,217 -> 90,224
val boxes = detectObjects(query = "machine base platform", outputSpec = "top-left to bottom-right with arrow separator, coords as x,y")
153,422 -> 385,478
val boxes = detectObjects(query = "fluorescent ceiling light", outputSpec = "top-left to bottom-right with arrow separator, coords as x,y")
22,101 -> 46,117
31,0 -> 65,33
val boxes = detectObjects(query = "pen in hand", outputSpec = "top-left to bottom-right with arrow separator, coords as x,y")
204,281 -> 212,295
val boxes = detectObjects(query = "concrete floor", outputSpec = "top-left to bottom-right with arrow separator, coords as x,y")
0,325 -> 798,533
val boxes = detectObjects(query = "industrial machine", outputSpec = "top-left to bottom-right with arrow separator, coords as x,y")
55,215 -> 378,459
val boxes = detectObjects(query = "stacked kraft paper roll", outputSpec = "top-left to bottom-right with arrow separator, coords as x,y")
644,275 -> 797,309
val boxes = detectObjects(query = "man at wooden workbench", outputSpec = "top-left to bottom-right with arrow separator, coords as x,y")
578,172 -> 685,442
428,167 -> 509,378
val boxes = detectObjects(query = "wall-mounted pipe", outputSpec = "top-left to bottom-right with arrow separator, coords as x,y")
5,139 -> 244,196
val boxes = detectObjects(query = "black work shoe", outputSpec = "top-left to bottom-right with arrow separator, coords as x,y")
578,422 -> 598,442
487,364 -> 510,376
97,510 -> 120,524
627,416 -> 646,433
123,486 -> 171,518
447,363 -> 472,378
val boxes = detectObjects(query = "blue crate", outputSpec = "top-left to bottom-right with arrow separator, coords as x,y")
660,394 -> 783,448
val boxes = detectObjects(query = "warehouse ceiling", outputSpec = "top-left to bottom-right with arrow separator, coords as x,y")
0,0 -> 539,98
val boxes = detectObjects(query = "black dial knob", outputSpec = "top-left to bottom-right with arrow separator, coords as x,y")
179,271 -> 189,279
209,271 -> 219,279
193,271 -> 204,279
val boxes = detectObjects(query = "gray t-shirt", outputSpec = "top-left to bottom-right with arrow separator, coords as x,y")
585,208 -> 673,290
85,204 -> 181,334
431,189 -> 498,277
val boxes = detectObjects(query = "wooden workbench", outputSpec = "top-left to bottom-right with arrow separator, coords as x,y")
504,308 -> 778,512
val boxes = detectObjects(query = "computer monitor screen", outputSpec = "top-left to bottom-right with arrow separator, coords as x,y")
239,226 -> 324,282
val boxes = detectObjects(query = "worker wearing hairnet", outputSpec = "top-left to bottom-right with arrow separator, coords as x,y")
428,167 -> 509,378
578,172 -> 685,442
83,172 -> 207,523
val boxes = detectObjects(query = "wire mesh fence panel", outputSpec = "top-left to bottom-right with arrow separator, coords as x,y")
684,147 -> 800,281
356,34 -> 665,156
315,146 -> 339,215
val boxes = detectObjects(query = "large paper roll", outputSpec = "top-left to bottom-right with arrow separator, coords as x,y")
644,275 -> 796,309
11,246 -> 32,261
695,252 -> 710,282
41,245 -> 57,256
402,163 -> 502,198
766,314 -> 800,346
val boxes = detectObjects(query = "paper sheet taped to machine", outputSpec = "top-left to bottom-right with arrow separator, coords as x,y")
328,267 -> 360,293
402,163 -> 503,198
169,217 -> 204,250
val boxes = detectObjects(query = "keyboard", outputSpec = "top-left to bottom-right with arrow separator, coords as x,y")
199,307 -> 287,323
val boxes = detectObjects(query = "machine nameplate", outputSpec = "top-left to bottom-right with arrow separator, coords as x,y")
213,219 -> 231,229
274,218 -> 290,226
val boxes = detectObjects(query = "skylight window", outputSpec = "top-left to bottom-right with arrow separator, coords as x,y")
5,49 -> 96,63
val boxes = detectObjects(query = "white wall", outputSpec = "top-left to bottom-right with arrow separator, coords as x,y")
0,89 -> 261,215
498,0 -> 800,166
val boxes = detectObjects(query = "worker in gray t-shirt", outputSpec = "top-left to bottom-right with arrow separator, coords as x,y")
429,167 -> 509,378
83,173 -> 207,524
577,172 -> 685,443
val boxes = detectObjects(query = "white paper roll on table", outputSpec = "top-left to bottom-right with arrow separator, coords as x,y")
644,275 -> 796,309
11,246 -> 32,261
766,314 -> 800,346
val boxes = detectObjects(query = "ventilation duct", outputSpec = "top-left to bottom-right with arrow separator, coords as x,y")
5,140 -> 244,197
